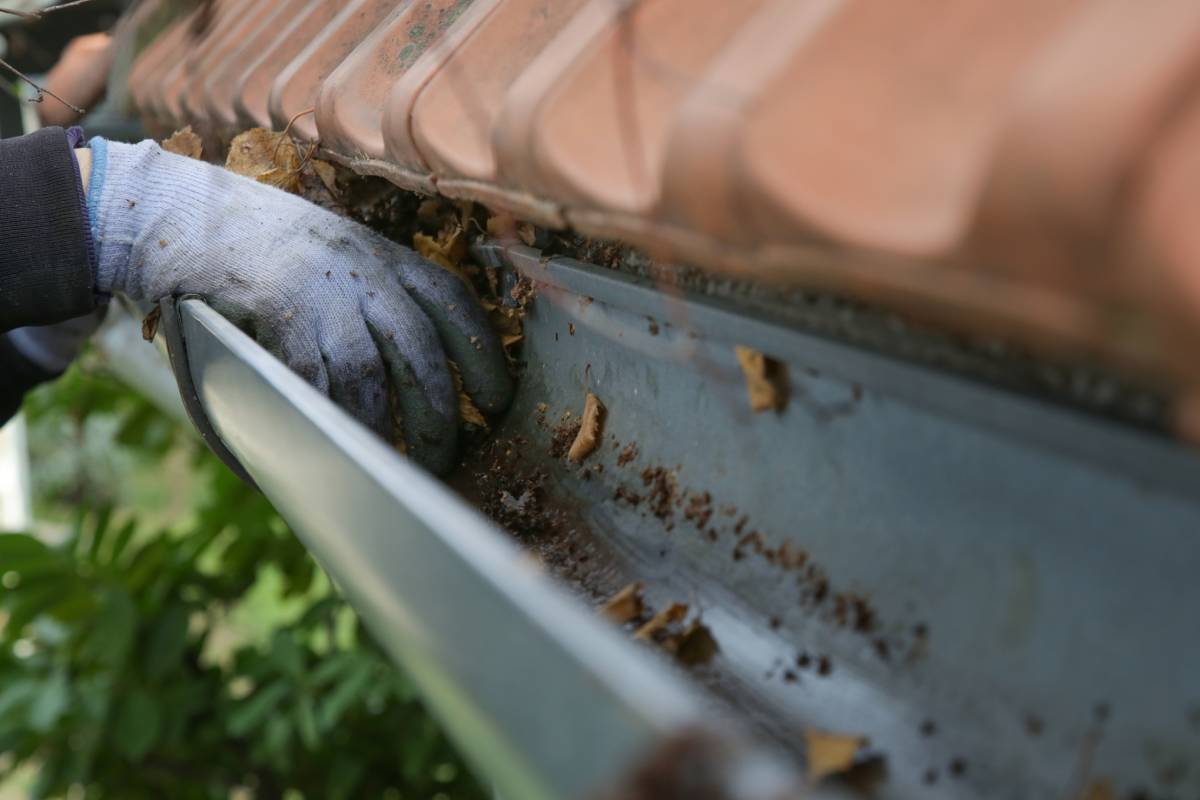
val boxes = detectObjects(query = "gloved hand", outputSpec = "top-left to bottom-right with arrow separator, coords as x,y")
86,137 -> 512,473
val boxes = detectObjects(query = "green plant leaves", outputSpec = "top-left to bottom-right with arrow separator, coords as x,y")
82,589 -> 136,667
28,670 -> 70,733
112,688 -> 161,760
7,364 -> 487,799
227,681 -> 289,738
144,603 -> 191,681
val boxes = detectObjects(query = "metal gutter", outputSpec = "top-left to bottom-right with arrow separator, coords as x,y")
176,298 -> 800,800
470,245 -> 1200,799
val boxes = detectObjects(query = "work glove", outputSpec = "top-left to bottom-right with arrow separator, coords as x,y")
86,137 -> 512,473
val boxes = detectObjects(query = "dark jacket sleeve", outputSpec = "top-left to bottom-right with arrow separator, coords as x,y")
1,334 -> 58,426
1,127 -> 97,423
1,127 -> 97,332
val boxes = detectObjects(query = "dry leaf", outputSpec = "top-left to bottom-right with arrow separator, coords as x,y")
161,126 -> 202,160
600,582 -> 643,624
448,361 -> 488,430
486,212 -> 517,239
567,392 -> 604,462
516,222 -> 537,247
634,603 -> 688,641
670,621 -> 720,666
225,127 -> 303,194
803,729 -> 866,782
311,159 -> 339,196
1075,780 -> 1115,800
141,306 -> 162,342
734,345 -> 788,412
414,227 -> 470,282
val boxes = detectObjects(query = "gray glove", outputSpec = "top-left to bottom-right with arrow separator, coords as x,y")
86,137 -> 511,472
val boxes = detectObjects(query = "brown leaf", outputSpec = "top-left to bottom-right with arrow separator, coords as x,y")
161,126 -> 202,160
448,360 -> 489,430
600,582 -> 644,624
486,212 -> 517,239
311,159 -> 339,196
734,345 -> 788,413
414,227 -> 470,283
803,729 -> 866,782
516,222 -> 537,247
141,306 -> 162,342
670,620 -> 720,666
567,392 -> 604,462
225,128 -> 302,194
634,603 -> 688,641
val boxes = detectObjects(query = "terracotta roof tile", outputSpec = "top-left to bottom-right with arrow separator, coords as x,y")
165,0 -> 246,124
405,0 -> 587,198
318,0 -> 489,182
122,0 -> 1200,414
231,0 -> 345,130
968,0 -> 1200,292
200,0 -> 313,132
266,0 -> 405,141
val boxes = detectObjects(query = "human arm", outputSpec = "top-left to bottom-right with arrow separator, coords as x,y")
2,129 -> 510,470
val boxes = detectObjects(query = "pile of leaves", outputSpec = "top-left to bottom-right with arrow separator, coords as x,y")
1,365 -> 485,799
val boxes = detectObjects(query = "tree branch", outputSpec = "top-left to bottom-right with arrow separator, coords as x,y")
0,57 -> 86,114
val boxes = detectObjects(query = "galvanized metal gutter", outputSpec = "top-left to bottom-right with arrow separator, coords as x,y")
175,298 -> 800,800
99,242 -> 1200,799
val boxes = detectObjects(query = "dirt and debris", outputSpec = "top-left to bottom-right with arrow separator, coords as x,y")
600,582 -> 644,625
802,729 -> 867,782
614,485 -> 642,505
640,467 -> 678,520
161,125 -> 202,159
683,491 -> 713,530
567,392 -> 605,462
734,345 -> 789,413
617,442 -> 639,466
549,412 -> 581,459
464,436 -> 563,539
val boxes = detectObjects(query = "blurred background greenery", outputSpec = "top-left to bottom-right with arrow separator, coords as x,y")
0,351 -> 486,799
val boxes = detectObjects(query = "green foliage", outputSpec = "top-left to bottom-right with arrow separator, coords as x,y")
1,364 -> 484,799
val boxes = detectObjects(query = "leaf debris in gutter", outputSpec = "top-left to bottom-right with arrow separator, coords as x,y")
599,582 -> 644,624
734,345 -> 788,412
567,392 -> 605,462
802,728 -> 866,783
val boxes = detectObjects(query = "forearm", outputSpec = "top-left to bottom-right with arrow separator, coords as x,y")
0,129 -> 100,424
0,127 -> 98,333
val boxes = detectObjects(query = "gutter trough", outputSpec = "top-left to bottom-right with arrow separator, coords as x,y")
157,241 -> 1200,799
